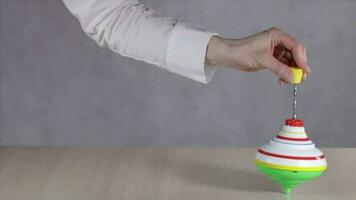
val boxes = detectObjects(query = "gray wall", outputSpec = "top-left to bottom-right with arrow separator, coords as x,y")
1,0 -> 356,146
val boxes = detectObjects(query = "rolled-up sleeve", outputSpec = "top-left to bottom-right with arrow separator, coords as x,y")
62,0 -> 218,83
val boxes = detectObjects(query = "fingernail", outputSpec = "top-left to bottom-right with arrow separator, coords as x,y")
306,65 -> 311,73
289,74 -> 294,83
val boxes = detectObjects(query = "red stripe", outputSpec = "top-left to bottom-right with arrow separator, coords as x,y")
277,135 -> 310,141
258,149 -> 325,160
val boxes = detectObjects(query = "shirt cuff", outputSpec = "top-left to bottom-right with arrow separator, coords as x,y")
164,23 -> 218,83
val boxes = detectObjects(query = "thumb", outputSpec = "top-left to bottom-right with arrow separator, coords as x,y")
267,57 -> 294,83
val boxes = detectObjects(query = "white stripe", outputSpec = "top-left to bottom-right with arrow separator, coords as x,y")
278,131 -> 308,139
260,143 -> 323,156
269,139 -> 315,150
283,125 -> 305,133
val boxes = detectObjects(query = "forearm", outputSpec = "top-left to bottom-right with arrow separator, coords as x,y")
63,0 -> 218,83
62,0 -> 174,65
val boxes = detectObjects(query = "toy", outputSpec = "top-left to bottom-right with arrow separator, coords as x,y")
255,67 -> 327,194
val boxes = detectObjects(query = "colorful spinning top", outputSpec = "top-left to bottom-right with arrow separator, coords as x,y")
255,119 -> 327,193
255,67 -> 327,194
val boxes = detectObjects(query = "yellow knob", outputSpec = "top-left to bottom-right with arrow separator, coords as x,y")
290,67 -> 303,84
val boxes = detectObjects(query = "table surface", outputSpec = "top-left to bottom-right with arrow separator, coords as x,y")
0,147 -> 355,200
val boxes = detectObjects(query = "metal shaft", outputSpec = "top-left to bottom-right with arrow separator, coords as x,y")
292,84 -> 297,119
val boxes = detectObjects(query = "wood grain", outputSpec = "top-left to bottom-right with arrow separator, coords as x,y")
0,147 -> 355,200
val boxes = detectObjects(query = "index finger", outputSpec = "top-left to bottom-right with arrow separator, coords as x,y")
277,32 -> 311,73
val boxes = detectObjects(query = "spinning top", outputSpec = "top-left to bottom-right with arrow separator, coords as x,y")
255,67 -> 327,194
255,119 -> 327,193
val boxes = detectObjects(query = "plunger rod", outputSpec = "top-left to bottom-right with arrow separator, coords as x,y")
292,84 -> 297,119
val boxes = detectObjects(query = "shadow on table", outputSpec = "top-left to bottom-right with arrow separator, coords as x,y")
175,159 -> 278,193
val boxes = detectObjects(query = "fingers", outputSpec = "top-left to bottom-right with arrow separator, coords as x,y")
302,72 -> 307,81
273,45 -> 286,60
270,28 -> 311,73
278,79 -> 288,85
279,73 -> 307,85
267,56 -> 294,83
284,51 -> 293,60
279,57 -> 292,66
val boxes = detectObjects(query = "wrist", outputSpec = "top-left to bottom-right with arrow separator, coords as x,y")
206,35 -> 230,66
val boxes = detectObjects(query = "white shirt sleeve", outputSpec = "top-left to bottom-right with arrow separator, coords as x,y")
62,0 -> 218,83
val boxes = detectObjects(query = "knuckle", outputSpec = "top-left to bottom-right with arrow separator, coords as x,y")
266,27 -> 285,40
295,42 -> 305,51
270,26 -> 280,32
269,27 -> 282,35
298,43 -> 304,50
276,66 -> 285,77
263,27 -> 280,35
292,43 -> 303,54
275,66 -> 290,81
303,45 -> 307,52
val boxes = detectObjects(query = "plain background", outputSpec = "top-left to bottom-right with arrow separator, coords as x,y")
1,0 -> 355,146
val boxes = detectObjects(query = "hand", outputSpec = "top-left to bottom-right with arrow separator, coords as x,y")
206,27 -> 310,84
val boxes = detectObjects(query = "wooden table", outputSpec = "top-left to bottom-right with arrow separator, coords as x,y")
1,147 -> 355,200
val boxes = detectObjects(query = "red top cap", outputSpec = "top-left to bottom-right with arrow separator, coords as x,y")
285,119 -> 304,127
